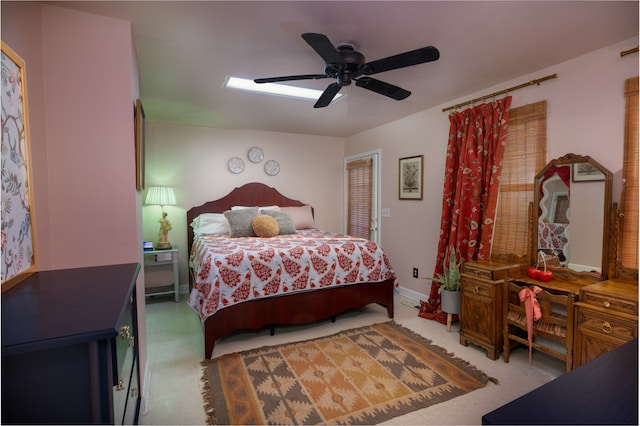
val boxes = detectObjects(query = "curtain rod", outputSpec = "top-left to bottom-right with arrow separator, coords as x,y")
442,73 -> 558,112
620,46 -> 639,57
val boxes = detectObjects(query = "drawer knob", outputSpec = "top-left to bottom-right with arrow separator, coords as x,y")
473,286 -> 479,295
601,321 -> 612,334
120,325 -> 131,340
603,300 -> 611,308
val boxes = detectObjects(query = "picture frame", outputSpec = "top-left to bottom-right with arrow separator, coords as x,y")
572,162 -> 605,182
134,98 -> 145,190
399,155 -> 424,200
1,42 -> 38,291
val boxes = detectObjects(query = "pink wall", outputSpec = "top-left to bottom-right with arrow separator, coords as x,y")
40,5 -> 140,268
346,37 -> 639,298
2,1 -> 148,406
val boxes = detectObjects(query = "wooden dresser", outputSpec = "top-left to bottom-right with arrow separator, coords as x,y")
573,278 -> 638,369
1,263 -> 141,424
460,259 -> 521,360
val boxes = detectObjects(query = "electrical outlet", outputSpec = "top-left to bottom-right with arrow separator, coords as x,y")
412,268 -> 419,278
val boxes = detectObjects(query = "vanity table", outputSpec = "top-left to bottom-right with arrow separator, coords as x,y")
462,154 -> 638,370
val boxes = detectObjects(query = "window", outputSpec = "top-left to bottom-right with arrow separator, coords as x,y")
346,157 -> 373,239
619,77 -> 638,270
492,101 -> 547,258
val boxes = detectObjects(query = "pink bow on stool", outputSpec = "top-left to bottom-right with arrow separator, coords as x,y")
518,285 -> 542,365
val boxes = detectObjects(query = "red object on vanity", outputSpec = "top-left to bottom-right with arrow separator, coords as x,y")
528,267 -> 541,279
539,270 -> 554,282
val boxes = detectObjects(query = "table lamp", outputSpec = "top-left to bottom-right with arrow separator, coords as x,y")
145,186 -> 176,250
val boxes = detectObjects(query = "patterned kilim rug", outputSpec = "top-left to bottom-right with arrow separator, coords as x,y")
201,321 -> 494,425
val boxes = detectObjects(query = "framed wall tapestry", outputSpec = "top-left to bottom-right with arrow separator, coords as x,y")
1,42 -> 38,291
399,155 -> 424,200
134,98 -> 145,190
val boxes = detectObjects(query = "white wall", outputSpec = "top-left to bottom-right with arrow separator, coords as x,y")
143,123 -> 345,286
346,37 -> 639,299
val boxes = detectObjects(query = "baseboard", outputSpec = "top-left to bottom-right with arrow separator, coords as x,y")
396,286 -> 425,308
141,365 -> 151,416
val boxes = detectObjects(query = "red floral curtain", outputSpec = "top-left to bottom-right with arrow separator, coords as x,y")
420,96 -> 512,324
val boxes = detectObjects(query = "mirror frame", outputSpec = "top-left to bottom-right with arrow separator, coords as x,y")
531,153 -> 612,281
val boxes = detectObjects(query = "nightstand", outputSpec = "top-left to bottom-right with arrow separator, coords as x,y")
143,246 -> 180,302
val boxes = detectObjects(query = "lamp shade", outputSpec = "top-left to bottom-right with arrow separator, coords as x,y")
145,186 -> 176,206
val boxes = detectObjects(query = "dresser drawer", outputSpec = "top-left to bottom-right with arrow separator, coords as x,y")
461,276 -> 495,298
575,305 -> 638,342
581,292 -> 638,316
462,260 -> 520,281
463,266 -> 494,280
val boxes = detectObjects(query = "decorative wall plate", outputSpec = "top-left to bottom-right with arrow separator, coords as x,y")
248,146 -> 264,163
264,159 -> 280,176
227,157 -> 245,174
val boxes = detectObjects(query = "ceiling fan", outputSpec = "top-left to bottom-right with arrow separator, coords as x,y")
254,33 -> 440,108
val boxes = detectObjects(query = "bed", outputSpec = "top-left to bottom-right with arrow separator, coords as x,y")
187,182 -> 397,359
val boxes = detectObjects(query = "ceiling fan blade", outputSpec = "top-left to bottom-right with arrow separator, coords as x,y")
361,46 -> 440,75
355,77 -> 411,100
302,33 -> 344,64
314,83 -> 341,108
254,74 -> 328,84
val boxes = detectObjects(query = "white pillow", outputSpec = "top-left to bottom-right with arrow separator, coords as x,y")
191,213 -> 230,235
280,205 -> 315,229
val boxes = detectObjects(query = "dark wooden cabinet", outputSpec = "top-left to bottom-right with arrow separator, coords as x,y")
1,263 -> 141,424
459,260 -> 521,360
573,279 -> 638,369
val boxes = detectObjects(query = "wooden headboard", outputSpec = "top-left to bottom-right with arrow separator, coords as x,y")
186,182 -> 309,258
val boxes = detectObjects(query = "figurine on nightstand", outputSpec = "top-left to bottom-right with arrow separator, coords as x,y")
156,212 -> 173,249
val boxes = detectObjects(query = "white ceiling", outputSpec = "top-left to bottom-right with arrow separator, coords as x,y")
51,1 -> 638,137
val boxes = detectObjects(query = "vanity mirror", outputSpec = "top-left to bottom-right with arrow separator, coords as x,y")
531,153 -> 612,280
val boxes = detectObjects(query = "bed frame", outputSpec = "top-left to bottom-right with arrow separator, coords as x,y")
187,182 -> 395,359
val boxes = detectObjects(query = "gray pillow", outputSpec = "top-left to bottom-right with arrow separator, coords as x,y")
262,210 -> 297,235
224,208 -> 259,237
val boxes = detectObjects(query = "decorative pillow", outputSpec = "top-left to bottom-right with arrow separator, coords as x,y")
280,205 -> 315,229
224,208 -> 259,237
262,210 -> 296,235
191,213 -> 230,235
251,214 -> 280,238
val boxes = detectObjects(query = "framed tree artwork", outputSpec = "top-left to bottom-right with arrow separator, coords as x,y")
134,98 -> 145,190
399,155 -> 424,200
1,42 -> 38,291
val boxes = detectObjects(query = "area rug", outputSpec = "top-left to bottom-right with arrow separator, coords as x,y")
201,321 -> 494,425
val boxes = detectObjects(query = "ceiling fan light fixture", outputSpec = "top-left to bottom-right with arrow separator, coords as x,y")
225,76 -> 343,102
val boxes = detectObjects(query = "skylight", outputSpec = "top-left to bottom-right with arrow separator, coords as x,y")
225,76 -> 343,103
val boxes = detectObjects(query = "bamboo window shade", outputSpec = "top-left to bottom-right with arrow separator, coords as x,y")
492,101 -> 547,257
347,157 -> 373,239
620,77 -> 638,270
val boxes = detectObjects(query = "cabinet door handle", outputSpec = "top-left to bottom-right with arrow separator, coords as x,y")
601,321 -> 612,334
473,286 -> 479,295
116,378 -> 125,391
130,387 -> 138,398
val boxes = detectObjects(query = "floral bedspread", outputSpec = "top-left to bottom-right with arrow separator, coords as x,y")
538,221 -> 569,251
188,229 -> 397,322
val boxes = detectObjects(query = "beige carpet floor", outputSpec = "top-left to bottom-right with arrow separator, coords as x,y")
141,295 -> 564,425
